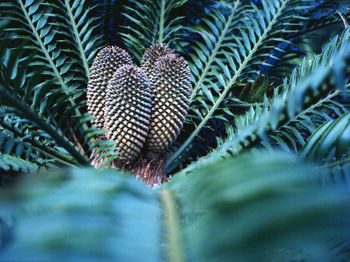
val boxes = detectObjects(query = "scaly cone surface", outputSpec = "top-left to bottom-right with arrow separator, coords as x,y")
87,46 -> 132,129
145,54 -> 191,154
141,43 -> 173,80
104,65 -> 153,162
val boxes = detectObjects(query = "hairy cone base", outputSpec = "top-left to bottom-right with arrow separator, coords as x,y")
145,54 -> 191,153
141,43 -> 173,79
105,65 -> 153,162
87,46 -> 132,129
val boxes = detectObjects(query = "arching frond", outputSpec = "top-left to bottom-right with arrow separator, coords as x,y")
167,0 -> 313,169
297,1 -> 350,35
0,153 -> 37,185
58,0 -> 103,73
300,112 -> 350,162
264,29 -> 350,152
179,32 -> 350,174
298,112 -> 350,187
0,111 -> 78,167
0,0 -> 112,169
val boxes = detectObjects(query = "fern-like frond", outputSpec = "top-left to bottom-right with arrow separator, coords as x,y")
0,0 -> 102,137
300,112 -> 350,162
296,1 -> 350,36
179,31 -> 350,174
0,1 -> 114,168
58,0 -> 102,74
167,0 -> 313,169
0,84 -> 89,165
0,153 -> 37,185
297,111 -> 350,187
0,112 -> 77,167
0,153 -> 37,173
262,30 -> 350,152
120,0 -> 188,60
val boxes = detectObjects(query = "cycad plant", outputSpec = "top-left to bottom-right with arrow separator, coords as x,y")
1,0 -> 350,261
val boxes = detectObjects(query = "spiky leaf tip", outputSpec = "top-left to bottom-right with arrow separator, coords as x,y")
87,46 -> 133,129
104,65 -> 153,162
145,54 -> 191,153
141,43 -> 173,79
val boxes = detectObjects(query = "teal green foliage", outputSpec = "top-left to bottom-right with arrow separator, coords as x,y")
0,169 -> 162,262
1,153 -> 350,262
1,0 -> 350,261
121,0 -> 188,60
166,153 -> 350,262
0,0 -> 117,170
0,154 -> 37,184
300,112 -> 350,162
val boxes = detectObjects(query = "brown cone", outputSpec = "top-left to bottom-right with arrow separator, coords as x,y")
104,65 -> 153,162
145,54 -> 191,153
87,46 -> 132,129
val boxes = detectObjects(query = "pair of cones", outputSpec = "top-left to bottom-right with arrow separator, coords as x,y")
87,43 -> 191,184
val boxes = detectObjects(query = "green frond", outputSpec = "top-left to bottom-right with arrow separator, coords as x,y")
59,0 -> 103,75
0,168 -> 162,261
0,153 -> 37,185
297,2 -> 350,36
0,39 -> 92,165
0,1 -> 115,167
323,162 -> 350,187
179,31 -> 350,174
167,0 -> 313,169
0,112 -> 77,167
0,126 -> 43,162
1,1 -> 350,261
120,0 -> 188,60
263,28 -> 350,153
298,111 -> 350,187
300,112 -> 350,162
0,85 -> 89,165
0,153 -> 37,173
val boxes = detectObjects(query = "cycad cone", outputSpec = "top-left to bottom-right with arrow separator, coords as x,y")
87,46 -> 132,129
143,52 -> 191,154
105,65 -> 152,162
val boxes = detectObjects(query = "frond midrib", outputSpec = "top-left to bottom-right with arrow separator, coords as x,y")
157,0 -> 166,43
63,0 -> 90,77
190,0 -> 240,102
158,189 -> 185,262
